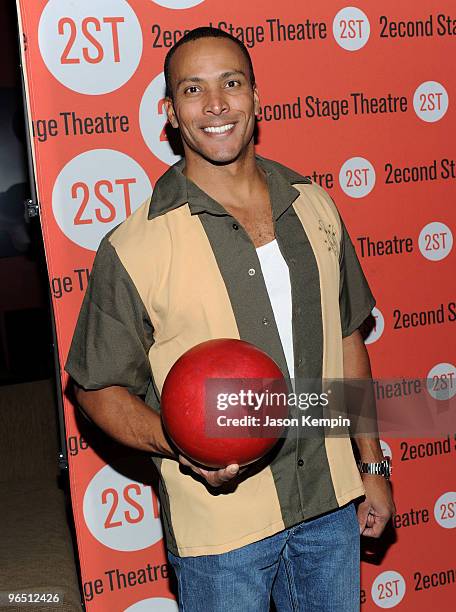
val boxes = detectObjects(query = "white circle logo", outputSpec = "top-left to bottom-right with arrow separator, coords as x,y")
365,307 -> 384,345
380,440 -> 392,461
333,7 -> 370,51
150,0 -> 204,8
38,0 -> 142,95
339,157 -> 376,198
426,363 -> 456,400
124,598 -> 178,612
83,463 -> 163,552
52,149 -> 152,251
413,81 -> 449,123
140,72 -> 182,166
418,221 -> 453,261
434,492 -> 456,529
371,571 -> 406,608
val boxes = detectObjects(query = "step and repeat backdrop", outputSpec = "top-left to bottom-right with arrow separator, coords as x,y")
16,1 -> 455,610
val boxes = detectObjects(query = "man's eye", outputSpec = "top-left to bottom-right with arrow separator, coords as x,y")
184,86 -> 200,94
225,80 -> 240,88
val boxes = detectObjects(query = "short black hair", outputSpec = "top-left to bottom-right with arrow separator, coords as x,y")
164,26 -> 256,99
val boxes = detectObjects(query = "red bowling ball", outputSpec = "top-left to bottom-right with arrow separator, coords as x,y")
161,339 -> 288,468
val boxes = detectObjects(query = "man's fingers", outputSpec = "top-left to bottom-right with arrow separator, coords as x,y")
179,455 -> 192,468
226,464 -> 240,476
208,464 -> 240,486
361,513 -> 389,538
362,521 -> 386,538
180,456 -> 241,487
357,502 -> 370,534
361,526 -> 379,538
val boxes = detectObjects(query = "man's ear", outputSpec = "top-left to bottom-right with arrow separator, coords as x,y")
164,97 -> 179,129
253,85 -> 260,117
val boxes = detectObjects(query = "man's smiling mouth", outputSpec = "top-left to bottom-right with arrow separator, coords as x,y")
202,123 -> 235,134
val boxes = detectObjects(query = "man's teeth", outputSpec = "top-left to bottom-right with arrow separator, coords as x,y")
203,124 -> 234,134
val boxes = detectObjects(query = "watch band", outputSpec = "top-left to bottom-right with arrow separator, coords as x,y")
357,457 -> 392,480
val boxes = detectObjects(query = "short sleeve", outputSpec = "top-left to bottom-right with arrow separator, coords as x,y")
339,220 -> 376,338
65,236 -> 154,395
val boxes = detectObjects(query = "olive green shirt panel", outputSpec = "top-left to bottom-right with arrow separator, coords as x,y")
151,455 -> 179,554
339,221 -> 376,338
65,236 -> 154,397
276,205 -> 324,381
275,205 -> 339,519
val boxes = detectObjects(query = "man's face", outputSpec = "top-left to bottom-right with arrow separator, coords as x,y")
165,37 -> 260,165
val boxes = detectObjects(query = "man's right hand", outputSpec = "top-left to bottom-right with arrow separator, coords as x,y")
178,455 -> 241,488
74,384 -> 242,486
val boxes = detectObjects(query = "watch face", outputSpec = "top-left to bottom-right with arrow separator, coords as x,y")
382,459 -> 392,478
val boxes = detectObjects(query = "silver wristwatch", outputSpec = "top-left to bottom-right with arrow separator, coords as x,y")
357,457 -> 392,480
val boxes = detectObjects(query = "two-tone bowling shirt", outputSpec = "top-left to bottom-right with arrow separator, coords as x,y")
65,155 -> 375,557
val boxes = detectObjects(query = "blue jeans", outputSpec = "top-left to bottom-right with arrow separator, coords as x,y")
168,502 -> 360,611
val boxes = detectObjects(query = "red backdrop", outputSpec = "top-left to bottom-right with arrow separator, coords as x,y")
16,1 -> 455,610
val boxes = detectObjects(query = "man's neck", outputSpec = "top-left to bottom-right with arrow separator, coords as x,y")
182,148 -> 266,209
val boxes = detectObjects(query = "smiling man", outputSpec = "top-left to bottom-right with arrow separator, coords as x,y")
66,27 -> 395,612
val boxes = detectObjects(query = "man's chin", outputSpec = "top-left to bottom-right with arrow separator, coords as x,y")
200,147 -> 244,166
184,136 -> 254,166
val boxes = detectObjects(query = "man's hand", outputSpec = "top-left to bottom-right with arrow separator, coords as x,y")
343,330 -> 396,538
178,455 -> 243,488
357,474 -> 396,537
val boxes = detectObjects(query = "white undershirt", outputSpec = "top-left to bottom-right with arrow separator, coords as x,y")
256,239 -> 295,379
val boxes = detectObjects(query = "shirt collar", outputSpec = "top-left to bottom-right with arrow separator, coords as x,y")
147,155 -> 311,221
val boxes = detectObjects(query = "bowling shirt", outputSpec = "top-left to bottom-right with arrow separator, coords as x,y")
66,155 -> 375,557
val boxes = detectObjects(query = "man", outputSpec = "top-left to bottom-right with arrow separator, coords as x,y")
66,27 -> 395,611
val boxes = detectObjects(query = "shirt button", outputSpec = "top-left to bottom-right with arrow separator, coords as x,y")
297,458 -> 304,467
262,317 -> 269,326
296,306 -> 302,315
297,357 -> 303,367
232,223 -> 239,230
248,268 -> 256,276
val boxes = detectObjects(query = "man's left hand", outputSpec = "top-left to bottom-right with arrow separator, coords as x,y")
357,474 -> 395,537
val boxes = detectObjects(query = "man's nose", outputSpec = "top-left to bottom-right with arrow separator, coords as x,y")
203,89 -> 229,115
